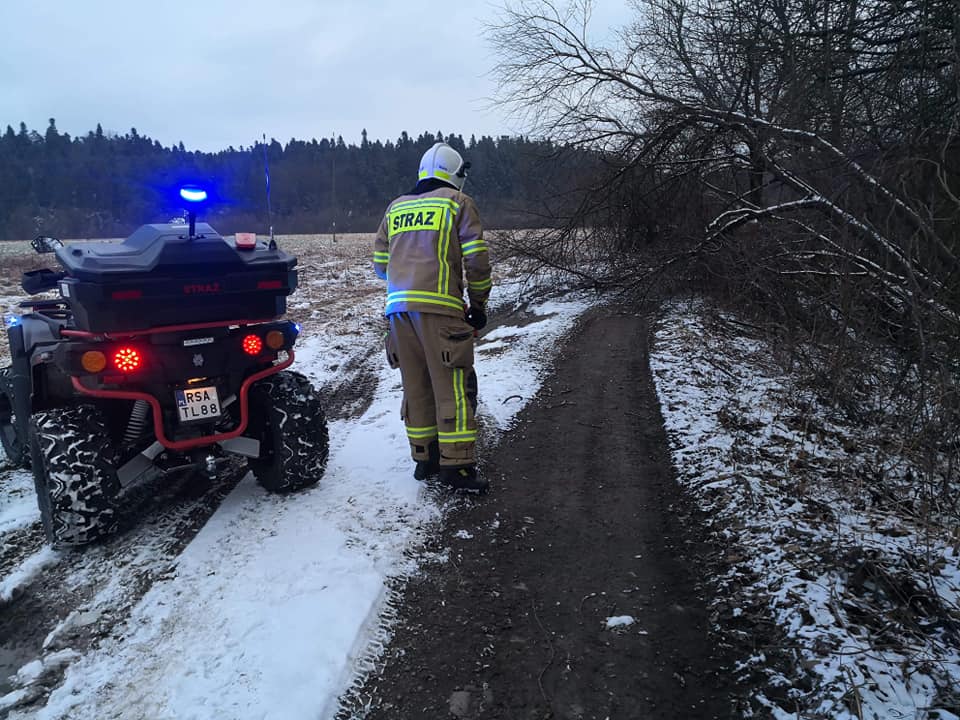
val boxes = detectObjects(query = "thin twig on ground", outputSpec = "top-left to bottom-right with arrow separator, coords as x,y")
530,598 -> 556,710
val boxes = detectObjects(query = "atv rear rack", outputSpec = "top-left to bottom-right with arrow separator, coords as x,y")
59,317 -> 280,341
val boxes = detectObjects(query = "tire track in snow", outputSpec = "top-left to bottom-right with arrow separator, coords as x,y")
0,347 -> 382,717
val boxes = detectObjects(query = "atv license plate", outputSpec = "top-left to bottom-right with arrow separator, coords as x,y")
175,385 -> 221,423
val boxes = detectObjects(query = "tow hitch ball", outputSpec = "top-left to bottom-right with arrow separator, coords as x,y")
203,454 -> 218,478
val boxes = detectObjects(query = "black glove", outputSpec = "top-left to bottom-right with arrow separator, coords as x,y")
465,305 -> 487,331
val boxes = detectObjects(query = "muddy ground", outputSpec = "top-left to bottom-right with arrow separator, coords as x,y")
340,311 -> 752,719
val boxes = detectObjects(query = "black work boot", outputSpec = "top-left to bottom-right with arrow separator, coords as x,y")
439,465 -> 489,493
413,440 -> 440,481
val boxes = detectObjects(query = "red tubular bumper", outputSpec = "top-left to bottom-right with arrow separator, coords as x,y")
70,351 -> 295,452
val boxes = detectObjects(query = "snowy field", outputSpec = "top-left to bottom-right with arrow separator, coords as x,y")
0,233 -> 593,719
651,300 -> 960,720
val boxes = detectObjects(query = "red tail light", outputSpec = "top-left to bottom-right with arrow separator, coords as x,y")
242,334 -> 263,355
111,289 -> 143,300
114,347 -> 142,372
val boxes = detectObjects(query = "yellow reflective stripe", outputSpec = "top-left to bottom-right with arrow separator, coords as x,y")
386,297 -> 463,311
386,199 -> 460,239
406,425 -> 438,439
388,290 -> 462,302
386,291 -> 464,311
461,239 -> 486,251
407,431 -> 438,440
468,278 -> 492,291
415,169 -> 455,181
387,206 -> 445,240
455,368 -> 470,431
436,210 -> 445,294
391,197 -> 459,213
453,369 -> 463,432
439,430 -> 477,443
459,370 -> 469,432
437,208 -> 452,295
462,246 -> 487,257
374,251 -> 390,261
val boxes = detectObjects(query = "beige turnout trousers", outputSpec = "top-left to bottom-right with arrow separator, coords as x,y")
386,311 -> 478,467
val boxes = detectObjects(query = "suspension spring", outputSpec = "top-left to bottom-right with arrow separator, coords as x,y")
123,399 -> 151,444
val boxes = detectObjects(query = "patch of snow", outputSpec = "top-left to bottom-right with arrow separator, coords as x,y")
13,659 -> 43,685
0,548 -> 59,602
42,610 -> 103,650
454,530 -> 473,540
0,688 -> 32,713
651,299 -> 960,719
480,326 -> 524,342
475,339 -> 509,353
13,650 -> 78,687
477,296 -> 592,431
0,469 -> 38,535
605,615 -> 635,629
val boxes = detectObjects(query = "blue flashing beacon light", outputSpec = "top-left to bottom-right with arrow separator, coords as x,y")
180,186 -> 208,203
178,184 -> 209,238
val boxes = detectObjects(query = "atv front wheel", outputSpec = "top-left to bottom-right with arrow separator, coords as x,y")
247,371 -> 329,492
0,367 -> 29,468
30,405 -> 121,547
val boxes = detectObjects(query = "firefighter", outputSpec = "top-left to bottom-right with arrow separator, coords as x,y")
374,142 -> 492,492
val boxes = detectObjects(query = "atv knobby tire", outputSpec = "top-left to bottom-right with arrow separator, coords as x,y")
247,370 -> 328,492
0,367 -> 30,468
30,405 -> 121,547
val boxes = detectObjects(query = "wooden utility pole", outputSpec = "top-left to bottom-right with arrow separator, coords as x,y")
331,132 -> 337,244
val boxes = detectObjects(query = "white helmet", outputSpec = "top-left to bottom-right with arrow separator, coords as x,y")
418,142 -> 466,190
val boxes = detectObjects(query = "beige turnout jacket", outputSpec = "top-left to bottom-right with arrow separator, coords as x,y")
374,186 -> 492,317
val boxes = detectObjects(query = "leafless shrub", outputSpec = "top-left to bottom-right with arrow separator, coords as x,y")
490,0 -> 959,494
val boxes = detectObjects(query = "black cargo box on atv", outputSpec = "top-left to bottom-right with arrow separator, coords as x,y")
55,223 -> 297,332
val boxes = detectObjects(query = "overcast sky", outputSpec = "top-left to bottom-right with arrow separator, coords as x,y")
1,1 -> 630,152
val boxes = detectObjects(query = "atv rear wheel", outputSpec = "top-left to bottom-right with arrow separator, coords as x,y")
0,367 -> 29,468
247,370 -> 329,492
30,405 -> 121,547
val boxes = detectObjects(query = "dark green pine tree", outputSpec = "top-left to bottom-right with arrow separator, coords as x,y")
0,122 -> 592,239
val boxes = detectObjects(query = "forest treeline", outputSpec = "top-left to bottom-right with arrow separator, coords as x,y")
0,122 -> 590,240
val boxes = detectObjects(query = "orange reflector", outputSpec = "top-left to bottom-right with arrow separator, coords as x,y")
242,334 -> 263,355
114,347 -> 142,372
265,330 -> 285,350
81,351 -> 107,373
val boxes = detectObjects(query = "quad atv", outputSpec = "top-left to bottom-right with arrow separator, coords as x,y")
0,210 -> 328,548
